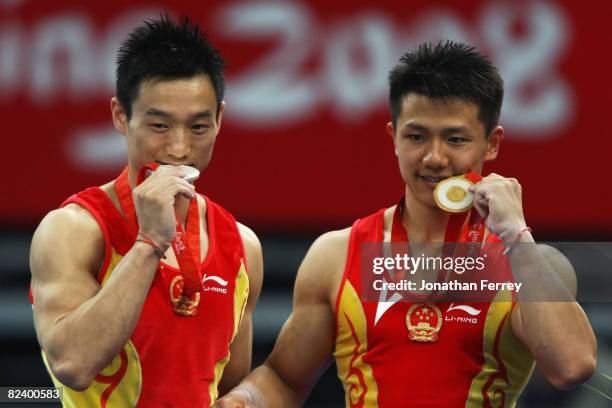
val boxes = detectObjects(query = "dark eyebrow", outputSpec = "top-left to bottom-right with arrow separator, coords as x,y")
188,110 -> 212,122
145,108 -> 173,119
402,122 -> 470,135
145,108 -> 212,122
402,123 -> 429,132
442,127 -> 469,136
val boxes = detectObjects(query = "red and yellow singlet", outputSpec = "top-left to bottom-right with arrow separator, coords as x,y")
35,173 -> 249,407
334,208 -> 535,407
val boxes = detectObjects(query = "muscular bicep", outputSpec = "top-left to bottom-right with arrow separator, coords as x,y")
30,205 -> 104,350
266,299 -> 336,398
265,231 -> 346,399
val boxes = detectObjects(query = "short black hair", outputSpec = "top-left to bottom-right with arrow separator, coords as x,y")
389,41 -> 503,135
116,13 -> 226,120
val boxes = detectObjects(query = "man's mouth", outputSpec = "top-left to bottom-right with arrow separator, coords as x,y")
418,175 -> 445,184
156,160 -> 196,167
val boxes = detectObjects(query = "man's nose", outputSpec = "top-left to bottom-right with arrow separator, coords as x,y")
166,128 -> 191,160
422,139 -> 448,168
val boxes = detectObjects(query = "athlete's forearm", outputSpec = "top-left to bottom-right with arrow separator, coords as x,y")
43,242 -> 161,390
219,364 -> 303,407
511,243 -> 596,388
519,300 -> 596,388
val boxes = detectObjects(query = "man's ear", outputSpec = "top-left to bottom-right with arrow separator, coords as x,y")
485,125 -> 504,162
111,97 -> 128,136
215,101 -> 225,129
386,121 -> 398,156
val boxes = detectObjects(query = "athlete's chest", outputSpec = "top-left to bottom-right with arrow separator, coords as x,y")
362,300 -> 490,356
132,253 -> 244,341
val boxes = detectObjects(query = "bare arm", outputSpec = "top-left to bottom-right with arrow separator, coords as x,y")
31,169 -> 195,390
510,240 -> 597,389
218,223 -> 264,396
470,174 -> 597,389
31,206 -> 164,390
216,229 -> 349,407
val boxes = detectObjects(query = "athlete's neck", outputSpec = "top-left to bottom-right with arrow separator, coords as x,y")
403,188 -> 449,243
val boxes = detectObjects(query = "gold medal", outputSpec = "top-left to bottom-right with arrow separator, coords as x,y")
434,176 -> 474,213
446,185 -> 466,202
406,303 -> 442,342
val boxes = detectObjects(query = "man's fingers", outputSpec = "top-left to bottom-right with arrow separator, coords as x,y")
157,180 -> 196,200
178,188 -> 196,200
472,186 -> 489,216
139,167 -> 188,191
473,199 -> 488,219
138,175 -> 195,195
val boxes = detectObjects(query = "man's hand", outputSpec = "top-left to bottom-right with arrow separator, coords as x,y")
132,166 -> 196,246
469,173 -> 527,244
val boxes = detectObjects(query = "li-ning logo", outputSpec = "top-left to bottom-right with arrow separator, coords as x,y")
202,274 -> 229,294
445,303 -> 481,324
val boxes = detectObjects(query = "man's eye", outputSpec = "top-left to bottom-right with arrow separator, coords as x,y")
407,134 -> 425,141
150,123 -> 168,130
191,124 -> 209,131
448,136 -> 468,143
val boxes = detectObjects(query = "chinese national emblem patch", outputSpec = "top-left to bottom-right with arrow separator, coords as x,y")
406,303 -> 442,342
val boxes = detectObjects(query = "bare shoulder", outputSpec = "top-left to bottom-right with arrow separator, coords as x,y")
236,222 -> 261,255
33,204 -> 102,243
236,222 -> 263,275
294,227 -> 352,306
308,228 -> 351,264
41,203 -> 100,230
31,204 -> 104,278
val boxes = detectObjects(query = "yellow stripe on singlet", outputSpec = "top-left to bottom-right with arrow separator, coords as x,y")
334,281 -> 379,408
43,333 -> 142,408
466,290 -> 534,407
208,260 -> 249,406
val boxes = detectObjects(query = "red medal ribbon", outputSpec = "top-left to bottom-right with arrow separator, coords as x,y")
114,164 -> 203,301
390,172 -> 486,295
171,218 -> 202,295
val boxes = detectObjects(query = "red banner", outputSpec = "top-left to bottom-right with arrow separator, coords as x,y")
2,0 -> 611,234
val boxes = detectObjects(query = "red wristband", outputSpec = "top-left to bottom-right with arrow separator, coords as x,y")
136,232 -> 167,259
503,227 -> 532,255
